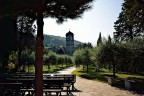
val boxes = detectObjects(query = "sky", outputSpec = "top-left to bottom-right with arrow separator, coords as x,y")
43,0 -> 124,46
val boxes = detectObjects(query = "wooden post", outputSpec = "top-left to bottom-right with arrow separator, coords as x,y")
35,9 -> 44,96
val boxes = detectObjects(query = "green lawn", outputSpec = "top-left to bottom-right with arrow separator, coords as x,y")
25,64 -> 73,74
3,63 -> 73,74
72,65 -> 144,83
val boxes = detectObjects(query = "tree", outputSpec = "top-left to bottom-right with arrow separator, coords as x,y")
67,56 -> 73,65
76,42 -> 93,50
123,38 -> 144,73
57,55 -> 65,67
123,0 -> 144,34
114,8 -> 134,41
106,35 -> 112,71
20,50 -> 35,72
107,35 -> 111,44
82,48 -> 92,73
28,1 -> 95,95
97,32 -> 102,46
0,0 -> 94,95
0,16 -> 17,71
96,41 -> 119,77
73,48 -> 92,73
114,0 -> 144,41
16,15 -> 36,71
73,49 -> 83,68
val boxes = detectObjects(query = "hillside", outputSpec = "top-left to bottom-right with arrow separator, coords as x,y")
44,34 -> 83,47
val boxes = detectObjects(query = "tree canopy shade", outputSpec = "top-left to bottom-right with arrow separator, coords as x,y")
43,0 -> 93,23
0,16 -> 17,69
0,0 -> 93,22
0,0 -> 94,96
0,17 -> 17,52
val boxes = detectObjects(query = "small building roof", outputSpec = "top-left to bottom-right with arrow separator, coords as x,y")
66,31 -> 74,36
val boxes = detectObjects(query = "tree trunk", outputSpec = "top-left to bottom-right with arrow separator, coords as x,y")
1,54 -> 9,72
129,25 -> 133,41
48,63 -> 50,71
17,36 -> 22,71
83,64 -> 84,70
17,16 -> 24,71
87,64 -> 88,73
108,63 -> 111,71
35,10 -> 44,96
113,63 -> 116,77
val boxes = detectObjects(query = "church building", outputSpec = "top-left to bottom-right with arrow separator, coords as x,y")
66,31 -> 74,55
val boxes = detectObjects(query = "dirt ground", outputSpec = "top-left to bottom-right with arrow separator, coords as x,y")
56,67 -> 143,96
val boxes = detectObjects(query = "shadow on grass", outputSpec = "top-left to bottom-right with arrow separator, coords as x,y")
78,72 -> 108,82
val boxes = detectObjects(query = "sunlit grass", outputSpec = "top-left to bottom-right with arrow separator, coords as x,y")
72,65 -> 144,83
24,64 -> 73,74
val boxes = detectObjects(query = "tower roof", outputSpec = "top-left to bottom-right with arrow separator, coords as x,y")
66,31 -> 74,36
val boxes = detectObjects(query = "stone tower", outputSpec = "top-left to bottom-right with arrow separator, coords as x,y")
66,31 -> 74,55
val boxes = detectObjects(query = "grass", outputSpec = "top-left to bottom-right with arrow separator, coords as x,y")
72,65 -> 144,83
72,66 -> 107,82
24,64 -> 73,74
43,64 -> 73,73
1,63 -> 73,74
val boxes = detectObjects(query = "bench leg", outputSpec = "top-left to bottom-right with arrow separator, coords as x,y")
20,91 -> 25,96
72,83 -> 76,90
15,92 -> 21,96
56,92 -> 61,96
56,92 -> 58,96
59,92 -> 61,96
66,86 -> 71,95
45,92 -> 48,96
48,92 -> 52,96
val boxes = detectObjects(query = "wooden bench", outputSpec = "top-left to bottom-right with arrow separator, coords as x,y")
20,79 -> 63,96
1,74 -> 76,95
44,78 -> 63,96
50,74 -> 76,90
20,88 -> 63,96
44,74 -> 76,94
6,78 -> 34,89
0,83 -> 22,96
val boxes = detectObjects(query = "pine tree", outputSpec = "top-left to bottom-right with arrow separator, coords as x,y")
114,0 -> 144,41
0,0 -> 95,96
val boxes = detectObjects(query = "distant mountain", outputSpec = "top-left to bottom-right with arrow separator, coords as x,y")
44,34 -> 83,47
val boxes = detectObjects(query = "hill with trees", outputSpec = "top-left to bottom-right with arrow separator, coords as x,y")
44,34 -> 83,47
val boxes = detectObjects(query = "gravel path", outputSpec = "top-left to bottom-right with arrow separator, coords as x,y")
55,66 -> 143,96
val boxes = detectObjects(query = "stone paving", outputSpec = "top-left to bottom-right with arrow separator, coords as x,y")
55,66 -> 143,96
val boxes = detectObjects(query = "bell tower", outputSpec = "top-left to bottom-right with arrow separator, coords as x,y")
66,31 -> 74,55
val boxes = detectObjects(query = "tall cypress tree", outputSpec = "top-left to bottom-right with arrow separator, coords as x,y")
97,32 -> 102,46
